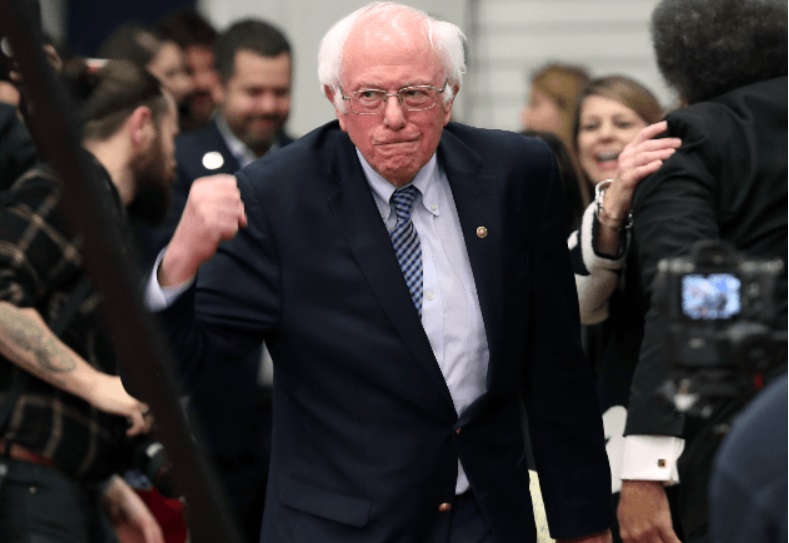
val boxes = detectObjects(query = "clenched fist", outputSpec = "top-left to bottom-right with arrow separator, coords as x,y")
160,174 -> 248,286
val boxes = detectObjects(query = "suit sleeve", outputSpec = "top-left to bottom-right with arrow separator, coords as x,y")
155,169 -> 281,392
624,117 -> 721,437
524,146 -> 612,538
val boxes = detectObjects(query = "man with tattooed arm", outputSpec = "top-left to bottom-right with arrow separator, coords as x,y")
0,59 -> 179,542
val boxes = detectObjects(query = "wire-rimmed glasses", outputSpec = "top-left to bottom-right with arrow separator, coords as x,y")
340,80 -> 449,115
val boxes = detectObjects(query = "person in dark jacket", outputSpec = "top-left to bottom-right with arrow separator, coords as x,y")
616,2 -> 787,542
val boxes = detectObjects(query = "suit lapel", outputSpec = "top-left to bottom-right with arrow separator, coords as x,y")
438,130 -> 503,388
325,136 -> 455,410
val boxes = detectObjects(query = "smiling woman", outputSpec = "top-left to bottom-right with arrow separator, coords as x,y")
573,75 -> 664,191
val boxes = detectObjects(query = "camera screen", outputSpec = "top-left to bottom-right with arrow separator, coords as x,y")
681,273 -> 741,320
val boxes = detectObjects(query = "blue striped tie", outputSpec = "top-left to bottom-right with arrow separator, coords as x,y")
390,185 -> 423,315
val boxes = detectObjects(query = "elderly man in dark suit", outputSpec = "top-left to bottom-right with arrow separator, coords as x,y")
146,3 -> 612,542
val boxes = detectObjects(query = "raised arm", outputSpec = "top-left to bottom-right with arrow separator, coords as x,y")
158,173 -> 247,287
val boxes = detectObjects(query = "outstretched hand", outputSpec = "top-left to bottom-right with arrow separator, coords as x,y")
601,121 -> 681,222
160,174 -> 247,287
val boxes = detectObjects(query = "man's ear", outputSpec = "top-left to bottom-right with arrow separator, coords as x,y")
129,106 -> 154,149
441,83 -> 460,127
324,85 -> 347,132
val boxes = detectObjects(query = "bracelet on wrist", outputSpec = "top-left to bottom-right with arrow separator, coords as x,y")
594,178 -> 633,231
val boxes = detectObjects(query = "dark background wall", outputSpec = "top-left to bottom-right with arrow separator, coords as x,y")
65,0 -> 196,57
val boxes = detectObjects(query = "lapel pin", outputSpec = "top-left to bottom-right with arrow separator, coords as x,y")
476,226 -> 488,239
202,151 -> 225,170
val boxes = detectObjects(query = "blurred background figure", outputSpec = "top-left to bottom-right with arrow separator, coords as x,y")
97,22 -> 194,128
521,62 -> 589,151
521,129 -> 585,234
521,62 -> 590,206
156,8 -> 221,132
0,78 -> 21,107
709,373 -> 787,543
140,17 -> 295,265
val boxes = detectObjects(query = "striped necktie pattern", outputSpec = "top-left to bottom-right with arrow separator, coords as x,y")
389,185 -> 423,315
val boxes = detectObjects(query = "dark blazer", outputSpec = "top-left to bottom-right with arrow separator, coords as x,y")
625,76 -> 788,536
159,121 -> 611,543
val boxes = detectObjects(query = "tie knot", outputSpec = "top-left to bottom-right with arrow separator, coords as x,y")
390,185 -> 419,222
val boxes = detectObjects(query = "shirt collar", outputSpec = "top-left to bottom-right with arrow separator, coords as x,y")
356,150 -> 441,220
215,114 -> 281,168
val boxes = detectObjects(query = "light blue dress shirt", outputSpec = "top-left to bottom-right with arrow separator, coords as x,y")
358,150 -> 489,495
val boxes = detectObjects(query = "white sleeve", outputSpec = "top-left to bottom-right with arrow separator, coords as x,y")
620,434 -> 686,485
143,248 -> 194,311
568,203 -> 627,325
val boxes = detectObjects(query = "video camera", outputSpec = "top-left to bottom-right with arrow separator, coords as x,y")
107,419 -> 179,499
654,240 -> 787,417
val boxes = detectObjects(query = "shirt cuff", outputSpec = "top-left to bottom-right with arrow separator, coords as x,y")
620,435 -> 685,486
144,248 -> 194,311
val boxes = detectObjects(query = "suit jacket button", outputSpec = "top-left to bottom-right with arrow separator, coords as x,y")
455,427 -> 462,435
476,226 -> 488,239
438,502 -> 452,513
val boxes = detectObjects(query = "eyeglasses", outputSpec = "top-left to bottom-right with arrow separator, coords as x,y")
340,80 -> 449,115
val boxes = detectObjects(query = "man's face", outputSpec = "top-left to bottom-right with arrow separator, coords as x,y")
330,24 -> 455,187
147,41 -> 193,105
220,50 -> 292,156
184,45 -> 220,126
128,100 -> 179,225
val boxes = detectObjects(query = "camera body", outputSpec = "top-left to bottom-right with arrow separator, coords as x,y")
654,240 -> 787,415
112,430 -> 177,498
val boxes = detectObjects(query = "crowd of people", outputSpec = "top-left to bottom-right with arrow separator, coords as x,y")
0,1 -> 786,543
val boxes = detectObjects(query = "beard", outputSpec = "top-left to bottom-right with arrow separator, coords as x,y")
126,131 -> 175,226
231,113 -> 287,157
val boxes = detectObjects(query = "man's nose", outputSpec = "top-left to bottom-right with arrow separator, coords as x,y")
256,93 -> 281,114
382,95 -> 406,128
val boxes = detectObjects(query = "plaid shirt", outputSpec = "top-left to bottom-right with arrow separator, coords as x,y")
0,156 -> 130,481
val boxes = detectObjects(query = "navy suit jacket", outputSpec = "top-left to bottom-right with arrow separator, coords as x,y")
159,121 -> 610,543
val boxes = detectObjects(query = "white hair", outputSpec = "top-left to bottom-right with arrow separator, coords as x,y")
317,2 -> 466,112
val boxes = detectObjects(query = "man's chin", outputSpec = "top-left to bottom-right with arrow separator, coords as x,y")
376,159 -> 421,186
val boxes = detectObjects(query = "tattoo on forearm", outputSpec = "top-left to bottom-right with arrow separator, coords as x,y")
0,307 -> 77,374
